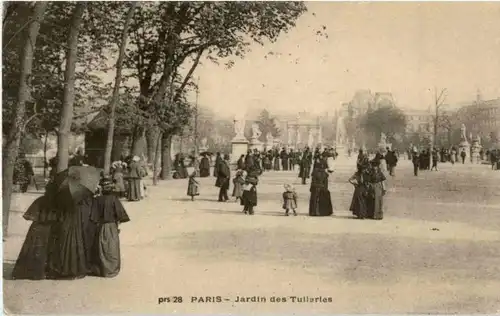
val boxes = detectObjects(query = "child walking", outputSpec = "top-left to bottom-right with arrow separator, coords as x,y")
187,171 -> 200,201
241,176 -> 258,215
282,183 -> 298,216
232,170 -> 245,202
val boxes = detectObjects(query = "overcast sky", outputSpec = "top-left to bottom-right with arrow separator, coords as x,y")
189,2 -> 500,118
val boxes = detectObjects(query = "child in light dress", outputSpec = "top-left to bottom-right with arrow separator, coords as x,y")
282,183 -> 298,216
187,171 -> 199,201
232,170 -> 246,202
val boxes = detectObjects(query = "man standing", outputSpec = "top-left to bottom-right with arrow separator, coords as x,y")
385,148 -> 398,177
460,149 -> 467,164
412,151 -> 420,176
431,149 -> 439,171
216,154 -> 231,202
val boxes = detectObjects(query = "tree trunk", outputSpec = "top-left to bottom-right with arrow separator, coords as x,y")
146,127 -> 159,164
152,131 -> 162,185
43,130 -> 48,178
2,2 -> 48,238
160,134 -> 173,180
56,3 -> 86,172
131,127 -> 144,156
103,2 -> 137,175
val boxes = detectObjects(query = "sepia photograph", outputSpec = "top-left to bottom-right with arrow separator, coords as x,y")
2,1 -> 500,314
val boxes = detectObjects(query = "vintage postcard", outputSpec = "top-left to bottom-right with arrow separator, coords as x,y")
2,1 -> 500,315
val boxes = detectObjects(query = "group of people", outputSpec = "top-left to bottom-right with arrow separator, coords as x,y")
186,146 -> 391,219
12,175 -> 130,280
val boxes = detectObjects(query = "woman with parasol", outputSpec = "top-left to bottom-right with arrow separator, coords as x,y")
45,166 -> 101,279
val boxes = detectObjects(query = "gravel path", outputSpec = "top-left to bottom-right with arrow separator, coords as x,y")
3,161 -> 500,314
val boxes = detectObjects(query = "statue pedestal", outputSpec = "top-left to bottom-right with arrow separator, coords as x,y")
248,138 -> 263,152
471,141 -> 482,164
335,144 -> 348,159
231,138 -> 249,164
459,141 -> 470,163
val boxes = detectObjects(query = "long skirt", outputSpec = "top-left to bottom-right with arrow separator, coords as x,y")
349,186 -> 368,219
11,222 -> 53,280
89,223 -> 121,278
199,167 -> 210,177
366,182 -> 384,220
128,178 -> 141,201
309,188 -> 333,216
273,158 -> 280,171
187,183 -> 199,197
282,158 -> 289,171
46,212 -> 88,279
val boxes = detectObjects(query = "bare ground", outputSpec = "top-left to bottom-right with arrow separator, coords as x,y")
3,160 -> 500,314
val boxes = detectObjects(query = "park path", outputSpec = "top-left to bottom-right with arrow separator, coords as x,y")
3,161 -> 500,314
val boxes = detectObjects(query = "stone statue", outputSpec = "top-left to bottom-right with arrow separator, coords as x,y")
251,123 -> 262,140
317,127 -> 323,144
460,124 -> 467,142
477,135 -> 481,145
380,132 -> 387,144
266,132 -> 274,144
287,128 -> 294,144
335,114 -> 347,145
201,137 -> 208,148
308,129 -> 314,148
233,116 -> 246,140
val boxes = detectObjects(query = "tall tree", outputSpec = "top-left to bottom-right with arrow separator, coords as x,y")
2,1 -> 48,237
256,109 -> 280,142
361,106 -> 407,149
103,2 -> 138,174
56,3 -> 86,172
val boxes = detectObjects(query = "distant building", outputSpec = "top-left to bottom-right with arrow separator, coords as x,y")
456,92 -> 500,140
404,108 -> 433,133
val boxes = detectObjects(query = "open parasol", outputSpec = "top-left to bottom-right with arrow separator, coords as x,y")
52,166 -> 101,204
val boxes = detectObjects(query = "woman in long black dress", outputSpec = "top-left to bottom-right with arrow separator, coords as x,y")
46,191 -> 95,279
89,179 -> 130,277
199,154 -> 211,177
308,162 -> 333,217
348,163 -> 369,219
366,160 -> 387,220
11,192 -> 58,280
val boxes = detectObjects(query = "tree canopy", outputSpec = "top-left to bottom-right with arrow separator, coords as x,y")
361,106 -> 407,148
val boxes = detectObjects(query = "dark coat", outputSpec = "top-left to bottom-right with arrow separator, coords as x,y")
215,161 -> 231,189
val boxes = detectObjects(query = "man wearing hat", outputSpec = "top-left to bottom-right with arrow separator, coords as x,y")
215,154 -> 231,202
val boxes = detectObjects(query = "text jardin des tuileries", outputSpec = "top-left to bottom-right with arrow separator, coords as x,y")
158,296 -> 333,304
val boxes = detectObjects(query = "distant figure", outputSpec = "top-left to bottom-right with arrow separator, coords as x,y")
348,163 -> 369,219
13,153 -> 34,193
241,176 -> 258,215
199,154 -> 210,177
187,171 -> 200,201
236,154 -> 245,170
215,154 -> 231,202
308,165 -> 333,217
127,156 -> 142,202
213,152 -> 222,177
365,160 -> 387,220
232,170 -> 245,202
412,151 -> 420,176
282,183 -> 298,216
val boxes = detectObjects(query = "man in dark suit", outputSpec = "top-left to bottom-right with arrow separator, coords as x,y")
216,154 -> 231,202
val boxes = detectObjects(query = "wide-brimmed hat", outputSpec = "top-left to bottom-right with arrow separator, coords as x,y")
132,156 -> 140,162
283,183 -> 294,192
